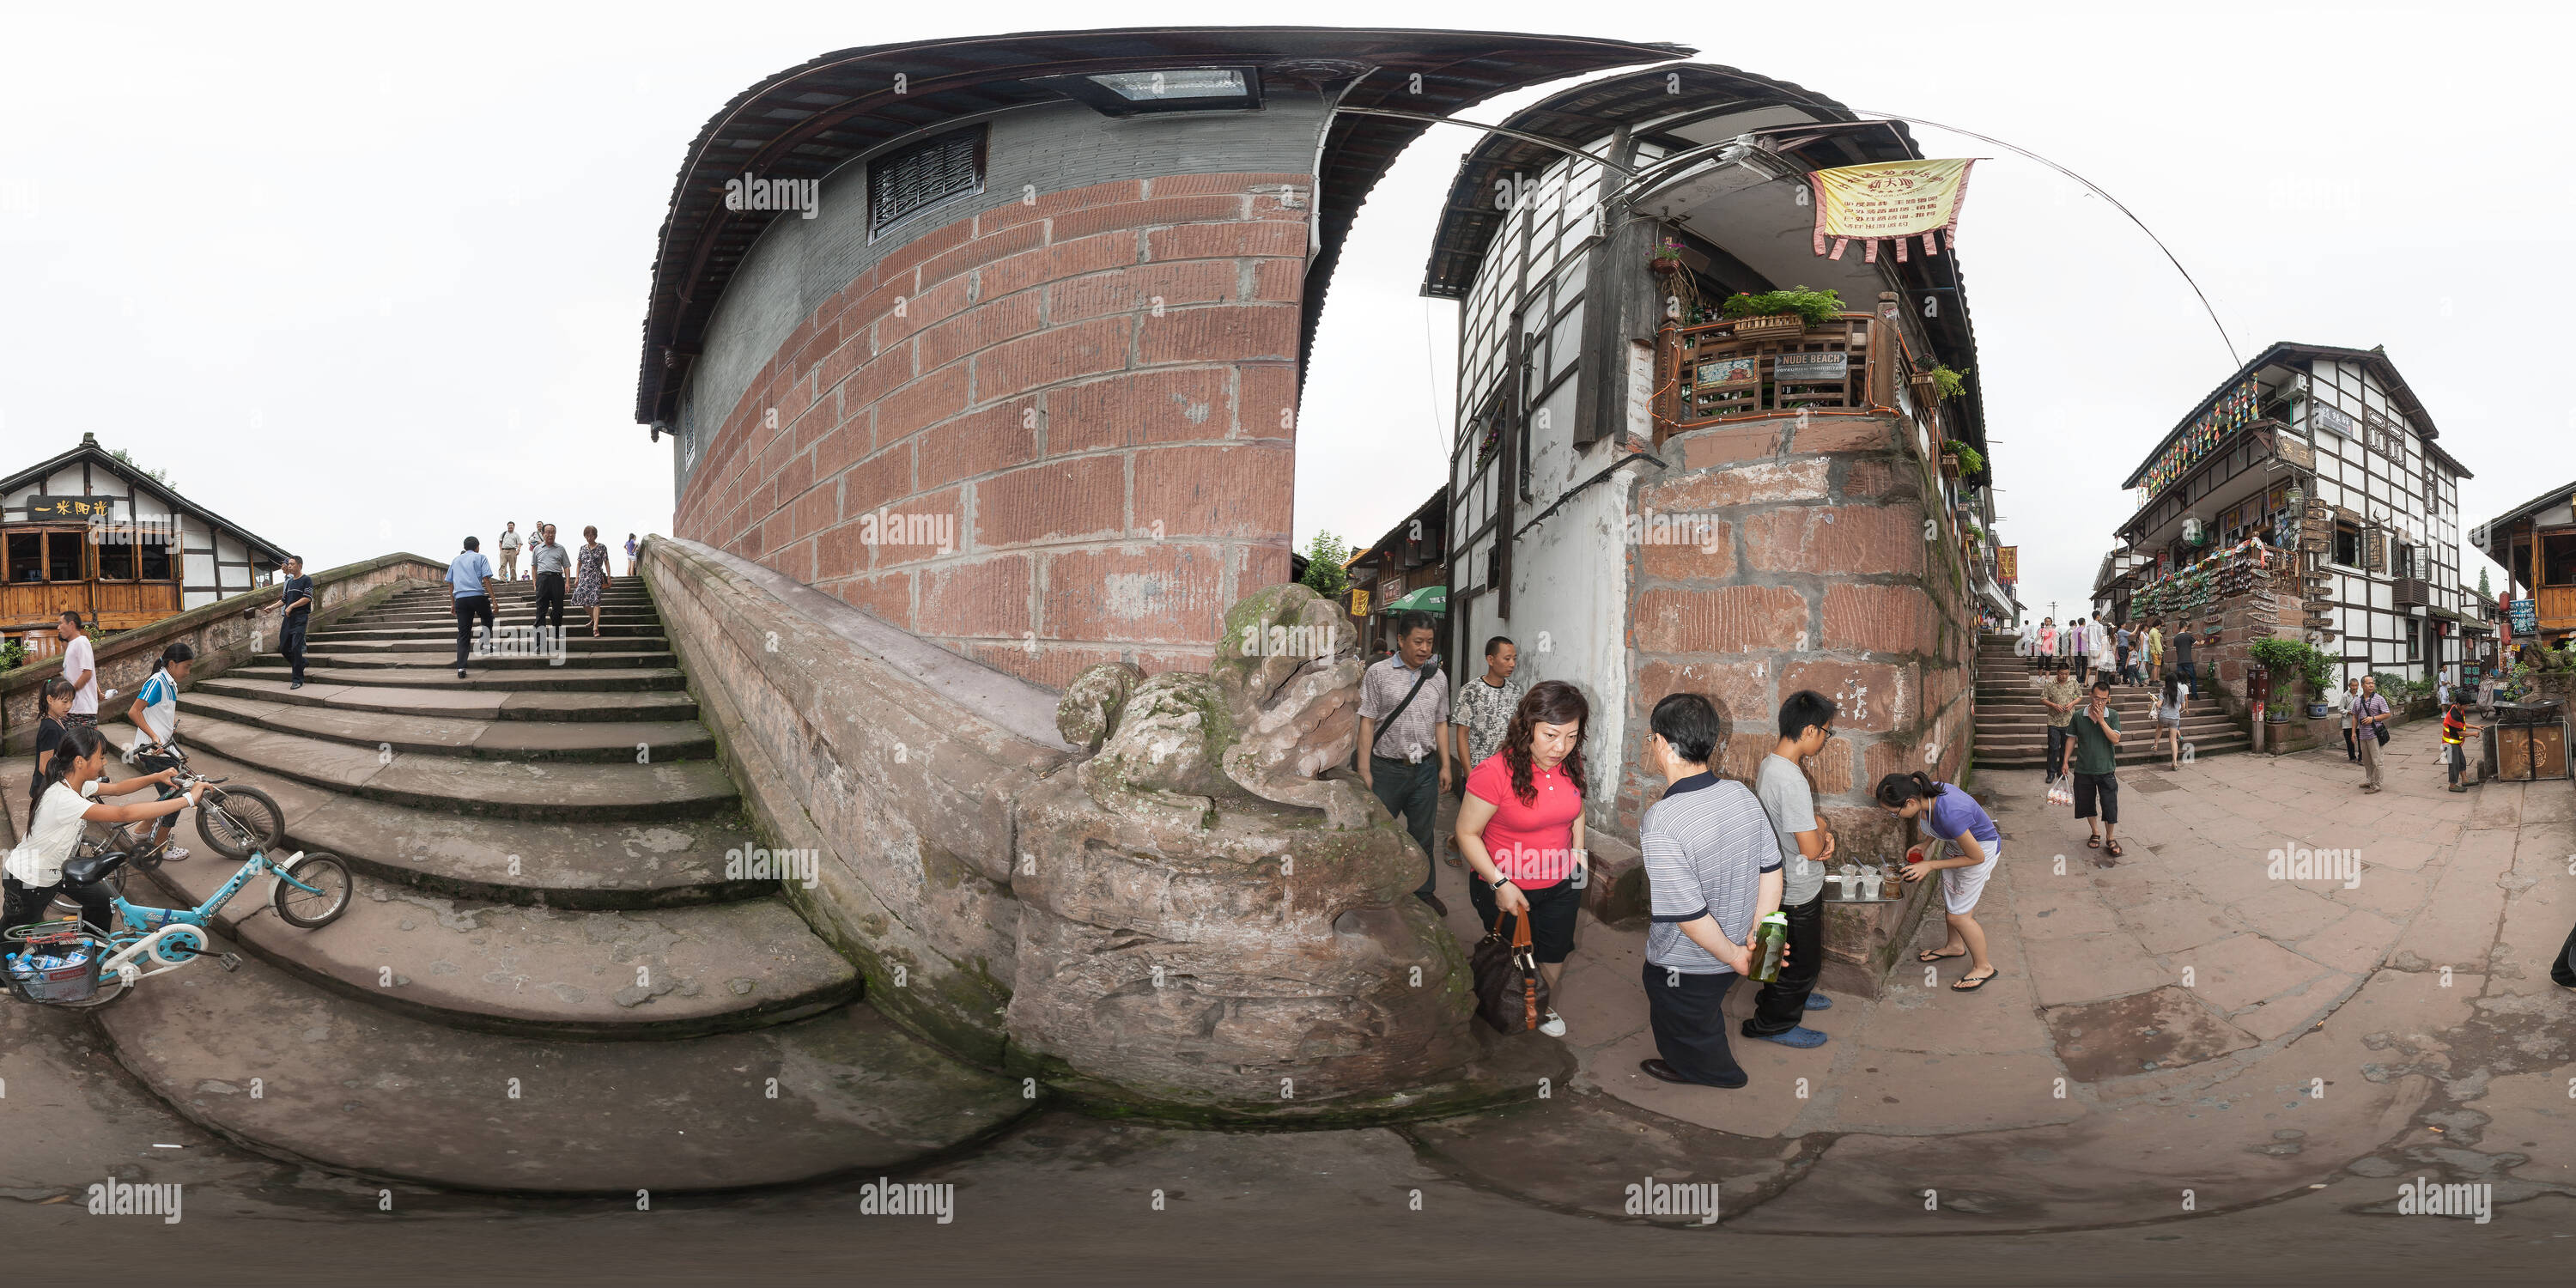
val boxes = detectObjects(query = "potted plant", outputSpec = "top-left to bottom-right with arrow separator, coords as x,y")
1649,238 -> 1686,276
1945,440 -> 1986,478
1721,286 -> 1842,338
1930,365 -> 1970,400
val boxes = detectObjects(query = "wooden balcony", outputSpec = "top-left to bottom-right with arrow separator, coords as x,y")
1657,313 -> 1918,436
2393,577 -> 2431,609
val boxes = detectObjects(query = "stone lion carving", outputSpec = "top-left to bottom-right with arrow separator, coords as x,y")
1056,583 -> 1376,830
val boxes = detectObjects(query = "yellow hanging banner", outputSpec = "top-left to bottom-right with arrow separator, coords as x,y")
1996,546 -> 2018,583
1808,158 -> 1978,264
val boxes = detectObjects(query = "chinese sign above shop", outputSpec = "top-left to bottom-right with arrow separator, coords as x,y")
21,495 -> 119,521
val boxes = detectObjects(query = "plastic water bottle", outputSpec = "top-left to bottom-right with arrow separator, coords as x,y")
1750,912 -> 1789,982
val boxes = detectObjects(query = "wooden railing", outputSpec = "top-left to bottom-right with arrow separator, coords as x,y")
1658,312 -> 1917,434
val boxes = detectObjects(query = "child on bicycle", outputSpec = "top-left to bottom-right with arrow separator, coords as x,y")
3,725 -> 203,939
125,642 -> 195,861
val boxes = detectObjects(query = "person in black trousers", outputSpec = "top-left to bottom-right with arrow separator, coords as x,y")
276,555 -> 314,689
528,523 -> 570,642
1744,690 -> 1839,1048
2172,627 -> 2198,700
447,536 -> 496,680
1358,611 -> 1451,917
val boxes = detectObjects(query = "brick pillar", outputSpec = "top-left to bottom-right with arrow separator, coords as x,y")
671,173 -> 1314,688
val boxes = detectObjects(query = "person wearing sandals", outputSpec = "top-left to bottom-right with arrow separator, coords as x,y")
2335,678 -> 2360,762
1455,680 -> 1589,1039
125,642 -> 197,862
2354,676 -> 2392,794
1878,772 -> 2002,992
2040,662 -> 2081,789
2063,677 -> 2124,857
1443,635 -> 1521,869
1743,690 -> 1838,1049
571,525 -> 612,638
2151,669 -> 2185,769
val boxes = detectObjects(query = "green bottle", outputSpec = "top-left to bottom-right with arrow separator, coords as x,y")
1750,912 -> 1789,982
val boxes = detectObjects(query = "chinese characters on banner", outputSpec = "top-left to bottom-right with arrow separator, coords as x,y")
1807,158 -> 1978,264
1996,546 -> 2018,583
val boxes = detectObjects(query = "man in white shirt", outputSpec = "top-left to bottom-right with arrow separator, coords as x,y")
496,521 -> 523,580
54,611 -> 98,729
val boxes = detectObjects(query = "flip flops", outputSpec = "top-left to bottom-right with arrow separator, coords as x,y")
1951,969 -> 2000,992
1917,948 -> 1966,963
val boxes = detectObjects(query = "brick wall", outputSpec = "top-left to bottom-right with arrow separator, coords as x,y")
672,172 -> 1311,687
1620,410 -> 1982,993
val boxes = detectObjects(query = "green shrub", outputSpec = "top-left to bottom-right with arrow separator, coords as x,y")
1931,365 -> 1971,400
1719,287 -> 1844,326
2250,637 -> 2336,698
0,639 -> 26,672
1943,440 -> 1986,477
1298,532 -> 1351,599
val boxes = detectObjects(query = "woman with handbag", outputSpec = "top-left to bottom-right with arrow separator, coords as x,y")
1455,680 -> 1589,1038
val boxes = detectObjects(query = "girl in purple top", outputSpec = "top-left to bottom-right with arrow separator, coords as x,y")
1877,772 -> 2002,992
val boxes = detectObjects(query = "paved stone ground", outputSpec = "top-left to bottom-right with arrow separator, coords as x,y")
6,722 -> 2570,1281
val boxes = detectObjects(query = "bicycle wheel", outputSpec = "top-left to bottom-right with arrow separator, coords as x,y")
273,853 -> 352,928
198,786 -> 287,861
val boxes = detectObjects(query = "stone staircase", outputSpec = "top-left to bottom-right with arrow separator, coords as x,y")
65,575 -> 1025,1192
1971,632 -> 2249,769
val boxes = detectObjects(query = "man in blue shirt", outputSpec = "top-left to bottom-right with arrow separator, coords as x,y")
277,556 -> 315,689
448,536 -> 495,680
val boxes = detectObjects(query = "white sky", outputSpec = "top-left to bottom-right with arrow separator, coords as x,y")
6,3 -> 2568,622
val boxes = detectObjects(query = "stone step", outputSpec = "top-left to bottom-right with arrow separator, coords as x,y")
1978,738 -> 2251,768
303,631 -> 671,651
132,862 -> 856,1039
196,676 -> 699,724
389,590 -> 653,606
95,744 -> 755,908
95,954 -> 1030,1194
176,691 -> 717,762
232,663 -> 689,694
299,648 -> 678,671
123,719 -> 737,822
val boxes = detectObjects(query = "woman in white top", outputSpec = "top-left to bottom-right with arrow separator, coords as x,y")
2336,679 -> 2360,762
2091,623 -> 2118,687
125,642 -> 195,861
3,725 -> 201,939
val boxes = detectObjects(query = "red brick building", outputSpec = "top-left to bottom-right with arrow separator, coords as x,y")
635,29 -> 1685,686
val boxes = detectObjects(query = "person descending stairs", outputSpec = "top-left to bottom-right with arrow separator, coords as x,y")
1969,630 -> 2249,770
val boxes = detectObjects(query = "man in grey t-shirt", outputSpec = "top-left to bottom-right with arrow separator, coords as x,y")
1747,690 -> 1839,1046
1637,693 -> 1783,1090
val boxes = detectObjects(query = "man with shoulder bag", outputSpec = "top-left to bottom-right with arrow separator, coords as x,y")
2354,675 -> 2392,793
1358,611 -> 1452,916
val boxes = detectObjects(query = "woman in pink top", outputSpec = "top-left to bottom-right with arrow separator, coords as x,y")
1455,680 -> 1589,1038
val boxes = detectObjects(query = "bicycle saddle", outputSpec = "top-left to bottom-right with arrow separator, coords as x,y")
61,850 -> 130,888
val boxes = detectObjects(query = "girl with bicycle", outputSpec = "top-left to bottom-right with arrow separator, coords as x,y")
3,725 -> 202,940
125,642 -> 194,861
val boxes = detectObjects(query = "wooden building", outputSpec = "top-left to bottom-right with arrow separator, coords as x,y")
2474,480 -> 2576,648
1344,489 -> 1449,670
2105,343 -> 2479,693
2,434 -> 291,659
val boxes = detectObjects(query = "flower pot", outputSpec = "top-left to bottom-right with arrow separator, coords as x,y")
1728,313 -> 1805,340
1939,453 -> 1962,481
2306,702 -> 2331,718
1649,258 -> 1684,276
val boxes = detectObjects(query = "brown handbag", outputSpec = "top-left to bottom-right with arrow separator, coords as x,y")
1472,908 -> 1549,1034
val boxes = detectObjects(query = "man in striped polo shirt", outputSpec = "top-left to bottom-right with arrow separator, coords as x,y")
1637,692 -> 1783,1089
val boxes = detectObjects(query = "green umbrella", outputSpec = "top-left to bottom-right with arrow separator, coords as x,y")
1385,586 -> 1447,614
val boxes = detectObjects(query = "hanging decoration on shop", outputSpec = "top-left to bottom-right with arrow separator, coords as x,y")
2137,380 -> 2261,501
1807,158 -> 1978,264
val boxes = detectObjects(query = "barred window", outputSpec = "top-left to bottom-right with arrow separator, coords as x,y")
870,126 -> 987,238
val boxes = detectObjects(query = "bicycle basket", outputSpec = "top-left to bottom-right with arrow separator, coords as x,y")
6,945 -> 104,1005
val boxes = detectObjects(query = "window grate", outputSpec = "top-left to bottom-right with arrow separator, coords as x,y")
870,127 -> 987,238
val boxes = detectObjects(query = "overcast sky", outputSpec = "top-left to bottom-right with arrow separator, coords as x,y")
7,3 -> 2567,622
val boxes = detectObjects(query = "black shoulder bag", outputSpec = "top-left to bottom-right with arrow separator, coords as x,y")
1367,665 -> 1437,761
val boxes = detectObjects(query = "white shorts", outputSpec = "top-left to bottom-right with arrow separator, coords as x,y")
1941,843 -> 1998,914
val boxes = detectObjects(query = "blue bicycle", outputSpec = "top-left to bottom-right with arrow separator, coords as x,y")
3,785 -> 349,1010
